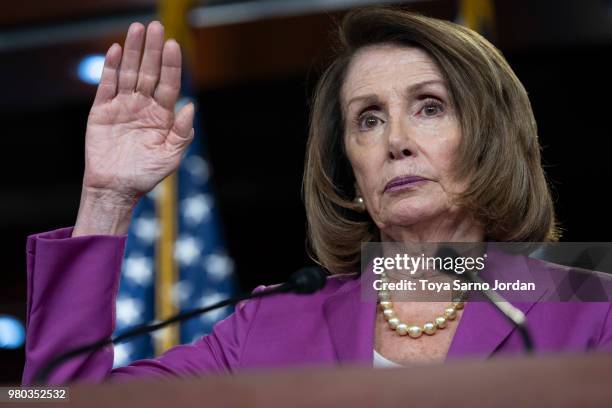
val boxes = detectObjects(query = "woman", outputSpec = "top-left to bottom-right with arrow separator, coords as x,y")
22,7 -> 612,384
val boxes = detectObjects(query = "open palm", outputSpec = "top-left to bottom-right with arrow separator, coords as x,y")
84,21 -> 194,200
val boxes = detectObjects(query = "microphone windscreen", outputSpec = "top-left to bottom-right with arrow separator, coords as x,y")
289,267 -> 327,294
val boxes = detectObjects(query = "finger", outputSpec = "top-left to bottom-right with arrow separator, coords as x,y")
136,21 -> 164,96
166,102 -> 195,148
154,39 -> 182,110
118,22 -> 145,93
92,43 -> 122,106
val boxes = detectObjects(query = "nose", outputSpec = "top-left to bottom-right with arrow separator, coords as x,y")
388,146 -> 412,160
387,117 -> 414,160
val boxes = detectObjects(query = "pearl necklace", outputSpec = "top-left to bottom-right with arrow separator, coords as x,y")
378,272 -> 465,338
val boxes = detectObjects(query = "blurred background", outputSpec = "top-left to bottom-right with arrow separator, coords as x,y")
1,0 -> 610,384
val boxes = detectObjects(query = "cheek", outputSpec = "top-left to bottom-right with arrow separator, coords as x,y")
434,144 -> 458,175
351,158 -> 378,195
428,134 -> 464,194
345,139 -> 386,190
426,122 -> 461,176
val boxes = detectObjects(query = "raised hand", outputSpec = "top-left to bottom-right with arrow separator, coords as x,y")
73,21 -> 195,237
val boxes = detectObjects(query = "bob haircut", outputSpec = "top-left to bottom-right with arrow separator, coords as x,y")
303,6 -> 560,274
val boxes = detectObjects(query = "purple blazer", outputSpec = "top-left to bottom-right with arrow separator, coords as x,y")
22,227 -> 612,385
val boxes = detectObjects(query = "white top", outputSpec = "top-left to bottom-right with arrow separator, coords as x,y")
373,349 -> 404,368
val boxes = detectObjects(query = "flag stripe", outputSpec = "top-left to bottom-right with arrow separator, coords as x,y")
155,172 -> 179,354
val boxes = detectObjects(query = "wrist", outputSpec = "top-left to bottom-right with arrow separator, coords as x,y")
80,185 -> 140,208
72,187 -> 138,237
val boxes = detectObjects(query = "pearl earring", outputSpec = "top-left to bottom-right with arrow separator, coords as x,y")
354,196 -> 365,211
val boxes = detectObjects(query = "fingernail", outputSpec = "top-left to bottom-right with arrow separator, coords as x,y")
130,22 -> 144,32
107,43 -> 119,54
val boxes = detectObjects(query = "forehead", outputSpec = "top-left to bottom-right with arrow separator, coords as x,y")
341,44 -> 444,106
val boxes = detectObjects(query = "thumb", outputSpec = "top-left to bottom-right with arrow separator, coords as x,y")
167,102 -> 195,148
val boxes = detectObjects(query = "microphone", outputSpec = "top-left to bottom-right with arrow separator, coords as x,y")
287,265 -> 328,294
435,247 -> 534,353
34,266 -> 327,384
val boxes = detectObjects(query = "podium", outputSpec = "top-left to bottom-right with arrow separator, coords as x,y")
19,352 -> 612,407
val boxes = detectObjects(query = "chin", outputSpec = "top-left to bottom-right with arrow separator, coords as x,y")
379,197 -> 445,226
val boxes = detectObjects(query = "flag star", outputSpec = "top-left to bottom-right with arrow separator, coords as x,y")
133,216 -> 159,244
146,184 -> 161,200
150,326 -> 173,344
190,332 -> 207,344
123,255 -> 154,286
116,297 -> 144,327
204,253 -> 234,282
184,155 -> 210,183
181,194 -> 212,225
175,96 -> 195,113
174,236 -> 203,266
172,280 -> 194,308
113,343 -> 133,368
197,292 -> 230,323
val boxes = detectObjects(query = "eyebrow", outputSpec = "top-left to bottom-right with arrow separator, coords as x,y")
345,79 -> 446,111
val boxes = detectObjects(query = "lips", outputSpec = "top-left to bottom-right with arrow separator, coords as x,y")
384,175 -> 428,192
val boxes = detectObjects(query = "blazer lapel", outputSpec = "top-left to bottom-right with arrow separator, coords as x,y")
323,272 -> 377,366
447,248 -> 549,359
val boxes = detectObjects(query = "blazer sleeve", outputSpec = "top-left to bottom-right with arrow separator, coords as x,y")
22,227 -> 263,385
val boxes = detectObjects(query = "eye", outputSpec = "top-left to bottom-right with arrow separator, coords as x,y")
357,114 -> 383,130
419,99 -> 444,117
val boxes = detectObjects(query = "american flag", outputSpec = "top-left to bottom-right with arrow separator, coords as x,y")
112,93 -> 237,367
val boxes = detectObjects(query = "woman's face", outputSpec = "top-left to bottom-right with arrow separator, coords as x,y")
342,44 -> 465,233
